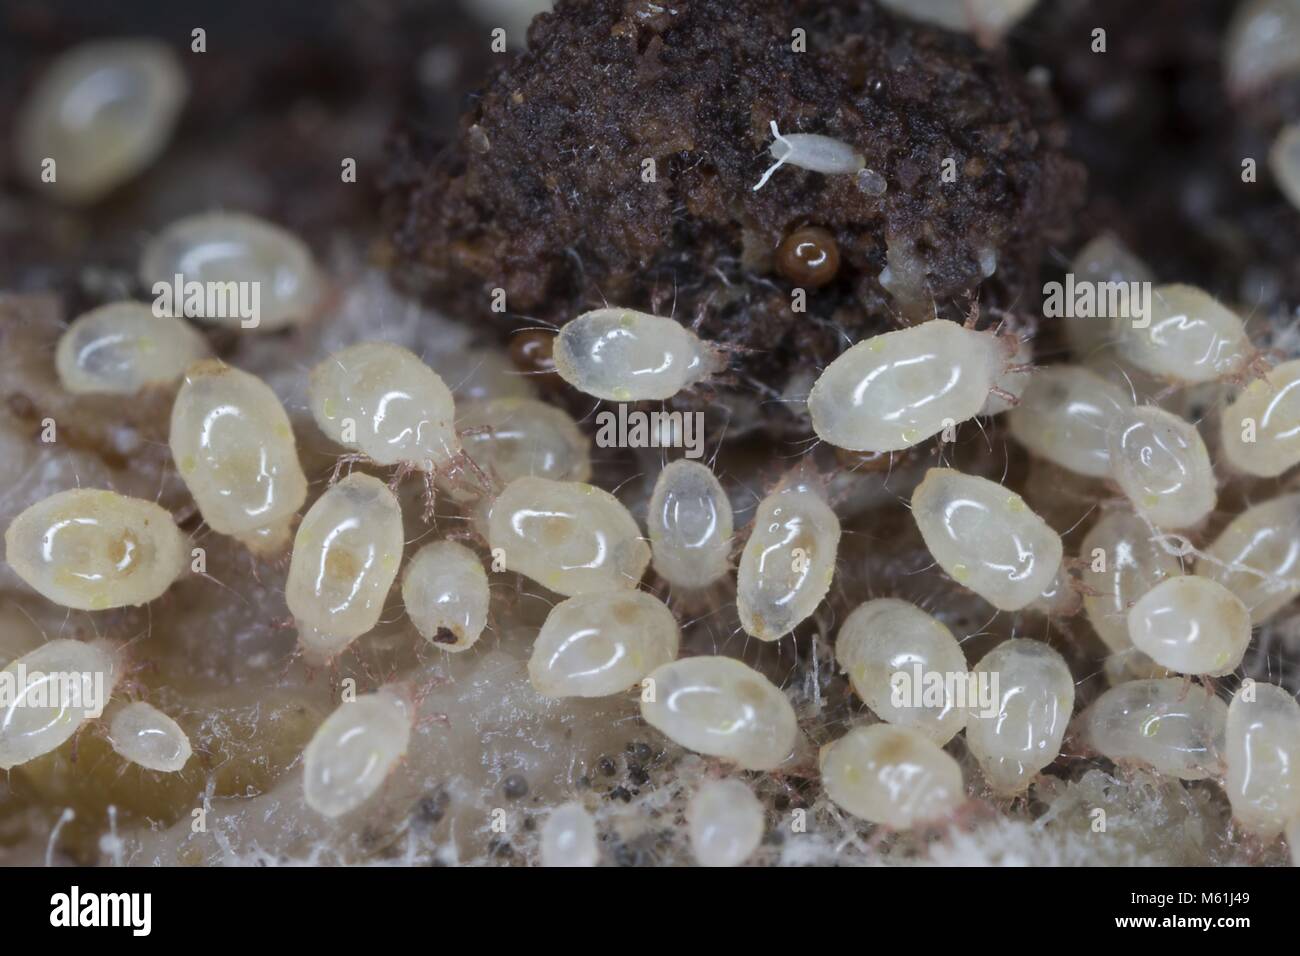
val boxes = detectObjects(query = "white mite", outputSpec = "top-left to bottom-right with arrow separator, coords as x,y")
55,301 -> 210,395
108,701 -> 192,773
140,211 -> 323,331
647,460 -> 734,590
309,342 -> 461,469
451,397 -> 590,499
736,472 -> 840,641
286,473 -> 404,663
807,320 -> 1006,452
1065,234 -> 1155,359
1106,405 -> 1216,529
1198,492 -> 1300,624
687,778 -> 765,867
910,468 -> 1064,612
170,359 -> 308,554
1225,0 -> 1300,97
0,639 -> 119,770
1225,682 -> 1300,837
400,541 -> 489,652
875,0 -> 1039,41
1220,358 -> 1300,478
552,308 -> 724,402
965,639 -> 1074,794
1079,678 -> 1226,781
819,724 -> 964,829
640,656 -> 797,771
1115,284 -> 1249,384
1007,365 -> 1131,478
15,39 -> 187,204
1127,576 -> 1251,677
487,476 -> 650,596
835,598 -> 968,744
752,120 -> 864,191
4,489 -> 187,610
1271,124 -> 1300,211
302,686 -> 413,819
528,590 -> 679,698
540,801 -> 599,867
1080,510 -> 1183,655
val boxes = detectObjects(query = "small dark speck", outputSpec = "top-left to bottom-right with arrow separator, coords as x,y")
608,786 -> 633,803
502,774 -> 529,800
597,756 -> 617,776
627,765 -> 649,786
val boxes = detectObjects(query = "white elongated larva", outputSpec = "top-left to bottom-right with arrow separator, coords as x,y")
1198,492 -> 1300,624
1220,358 -> 1300,477
0,639 -> 119,770
1225,0 -> 1300,96
487,477 -> 649,596
1065,233 -> 1156,359
451,397 -> 590,498
141,211 -> 322,331
981,334 -> 1032,416
55,301 -> 210,395
170,359 -> 308,553
528,591 -> 680,697
1080,510 -> 1183,654
1225,682 -> 1300,837
647,460 -> 733,590
286,474 -> 404,662
687,779 -> 764,867
15,39 -> 187,204
1106,405 -> 1216,529
1080,678 -> 1226,780
1115,284 -> 1249,383
1007,365 -> 1130,477
807,320 -> 1004,452
4,489 -> 186,610
401,541 -> 489,652
835,599 -> 968,744
736,474 -> 840,641
911,468 -> 1063,612
1271,124 -> 1300,211
966,639 -> 1074,794
1127,576 -> 1251,677
109,701 -> 192,773
819,724 -> 964,829
302,686 -> 413,818
540,801 -> 598,867
310,342 -> 461,469
753,121 -> 864,191
552,308 -> 723,402
875,0 -> 1038,41
640,656 -> 797,770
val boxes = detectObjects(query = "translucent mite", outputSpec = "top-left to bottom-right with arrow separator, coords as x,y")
1225,0 -> 1300,97
687,779 -> 764,867
1106,405 -> 1216,530
1065,234 -> 1155,359
753,121 -> 864,191
552,308 -> 724,402
1225,682 -> 1300,837
911,468 -> 1064,612
647,460 -> 734,590
819,724 -> 964,829
1127,576 -> 1251,677
4,489 -> 187,610
807,320 -> 1005,453
736,473 -> 839,641
15,39 -> 188,204
835,599 -> 968,744
302,686 -> 413,818
0,639 -> 119,770
108,701 -> 192,773
640,656 -> 797,771
487,477 -> 650,596
876,0 -> 1038,42
528,591 -> 680,698
1271,124 -> 1300,211
966,639 -> 1074,794
400,541 -> 489,652
1115,284 -> 1249,384
140,211 -> 322,331
170,359 -> 308,553
285,474 -> 404,663
540,801 -> 599,867
1080,678 -> 1226,781
55,301 -> 210,395
1080,510 -> 1183,655
1220,358 -> 1300,477
1007,365 -> 1130,478
309,342 -> 461,469
1198,492 -> 1300,624
451,397 -> 590,499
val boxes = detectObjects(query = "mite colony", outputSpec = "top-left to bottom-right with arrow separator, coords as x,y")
3,0 -> 1300,867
